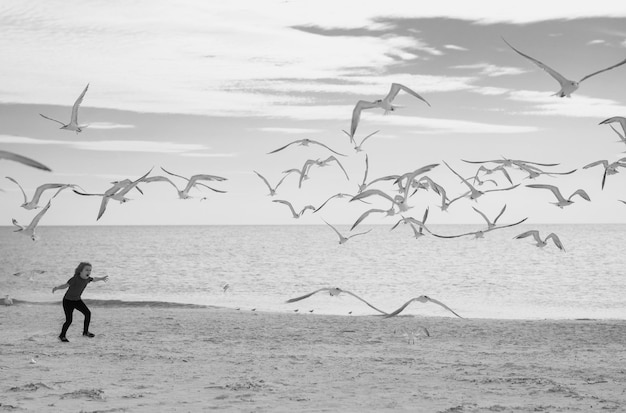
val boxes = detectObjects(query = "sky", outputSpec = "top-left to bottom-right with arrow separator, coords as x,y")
1,0 -> 626,226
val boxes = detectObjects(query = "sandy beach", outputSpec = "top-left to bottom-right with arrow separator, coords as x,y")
1,302 -> 625,412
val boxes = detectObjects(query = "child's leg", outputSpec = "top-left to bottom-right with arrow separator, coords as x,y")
74,300 -> 92,334
60,299 -> 76,337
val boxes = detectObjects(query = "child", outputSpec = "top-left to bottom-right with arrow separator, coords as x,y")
52,262 -> 108,342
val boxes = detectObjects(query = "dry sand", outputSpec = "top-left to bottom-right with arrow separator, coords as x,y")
1,301 -> 625,412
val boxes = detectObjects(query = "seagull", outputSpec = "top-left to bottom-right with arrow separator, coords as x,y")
323,219 -> 372,244
315,156 -> 350,181
12,200 -> 52,241
5,177 -> 82,210
73,168 -> 152,220
253,171 -> 287,196
431,217 -> 528,239
160,167 -> 227,196
144,175 -> 226,199
390,208 -> 430,239
502,37 -> 626,97
473,204 -> 508,230
514,163 -> 577,180
342,129 -> 379,152
0,151 -> 52,172
384,295 -> 463,319
526,184 -> 590,208
272,199 -> 315,219
599,116 -> 626,137
583,158 -> 626,189
285,287 -> 388,315
444,161 -> 519,201
313,192 -> 362,213
350,83 -> 431,139
514,230 -> 565,251
4,295 -> 13,306
357,154 -> 370,193
472,165 -> 512,185
39,83 -> 90,133
350,208 -> 392,231
268,138 -> 346,156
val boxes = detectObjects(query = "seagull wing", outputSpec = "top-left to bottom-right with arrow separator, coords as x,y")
570,189 -> 590,202
285,288 -> 332,303
443,160 -> 476,192
425,297 -> 463,318
27,200 -> 52,230
347,228 -> 372,240
350,100 -> 380,138
525,184 -> 564,202
351,188 -> 396,204
609,125 -> 626,143
502,37 -> 570,87
322,219 -> 345,241
0,151 -> 52,172
583,160 -> 608,169
39,113 -> 66,126
387,83 -> 431,106
70,83 -> 89,125
273,199 -> 298,218
351,208 -> 386,231
5,176 -> 28,204
579,57 -> 626,83
483,184 -> 520,194
30,183 -> 68,205
341,290 -> 388,315
267,140 -> 301,154
160,167 -> 188,182
514,230 -> 542,244
254,171 -> 273,192
383,297 -> 420,318
545,233 -> 565,251
309,141 -> 346,157
472,207 -> 492,226
493,204 -> 507,225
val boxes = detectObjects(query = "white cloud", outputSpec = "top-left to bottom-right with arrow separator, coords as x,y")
444,44 -> 468,51
452,63 -> 527,77
257,127 -> 322,134
0,134 -> 211,153
587,39 -> 606,45
506,90 -> 626,117
87,122 -> 135,129
180,153 -> 238,157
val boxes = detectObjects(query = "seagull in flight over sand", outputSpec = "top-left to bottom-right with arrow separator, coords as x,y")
253,171 -> 287,196
526,184 -> 590,208
5,177 -> 82,210
384,295 -> 463,319
272,199 -> 315,219
323,219 -> 372,244
502,37 -> 626,98
12,200 -> 52,241
268,138 -> 345,156
514,230 -> 565,251
0,150 -> 52,172
285,287 -> 388,315
350,83 -> 430,139
39,83 -> 90,133
583,158 -> 626,189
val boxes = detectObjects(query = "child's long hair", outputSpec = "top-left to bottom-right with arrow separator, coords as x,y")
74,262 -> 92,277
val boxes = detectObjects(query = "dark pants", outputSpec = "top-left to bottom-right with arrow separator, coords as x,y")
60,298 -> 91,337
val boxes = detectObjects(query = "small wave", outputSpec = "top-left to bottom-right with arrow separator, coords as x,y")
8,298 -> 218,309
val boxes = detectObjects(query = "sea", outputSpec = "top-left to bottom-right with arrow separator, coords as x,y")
1,224 -> 624,320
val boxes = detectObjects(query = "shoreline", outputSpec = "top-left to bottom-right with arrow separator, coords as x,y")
2,304 -> 626,412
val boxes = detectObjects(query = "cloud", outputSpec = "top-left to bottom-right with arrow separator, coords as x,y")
443,44 -> 468,51
506,90 -> 626,118
0,134 -> 211,154
587,39 -> 606,45
86,122 -> 136,129
179,152 -> 237,157
452,63 -> 527,77
257,127 -> 323,134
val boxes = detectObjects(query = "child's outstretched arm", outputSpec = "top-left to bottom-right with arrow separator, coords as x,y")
93,275 -> 109,283
52,283 -> 69,293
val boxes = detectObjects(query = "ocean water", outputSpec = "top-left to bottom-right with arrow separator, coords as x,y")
1,224 -> 625,320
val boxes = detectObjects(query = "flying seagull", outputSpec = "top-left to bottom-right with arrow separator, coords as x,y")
0,150 -> 51,172
39,83 -> 90,133
272,199 -> 315,219
526,184 -> 590,208
285,287 -> 388,315
5,177 -> 81,210
323,219 -> 372,244
268,138 -> 345,156
350,83 -> 430,139
514,230 -> 565,251
502,37 -> 626,97
583,159 -> 626,189
384,295 -> 463,319
12,200 -> 52,241
253,171 -> 287,196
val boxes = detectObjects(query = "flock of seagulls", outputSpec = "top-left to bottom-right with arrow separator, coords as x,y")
4,35 -> 626,321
